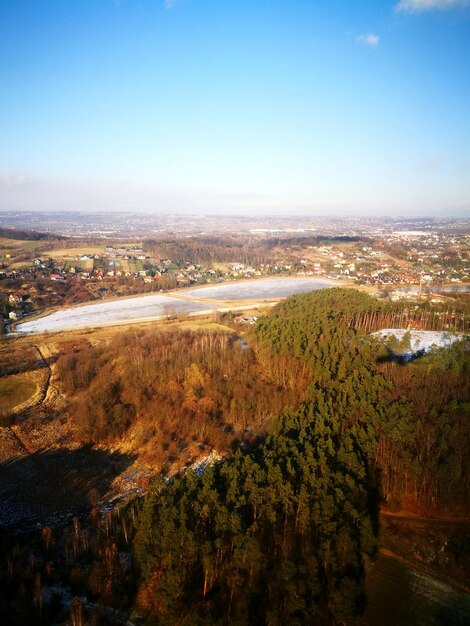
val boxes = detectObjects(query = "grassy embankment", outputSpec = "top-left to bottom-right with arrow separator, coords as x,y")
0,374 -> 38,415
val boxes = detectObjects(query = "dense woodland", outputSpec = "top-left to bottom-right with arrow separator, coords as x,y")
134,404 -> 375,625
254,289 -> 469,513
143,235 -> 361,267
0,227 -> 65,242
133,290 -> 469,623
56,330 -> 305,466
1,288 -> 469,625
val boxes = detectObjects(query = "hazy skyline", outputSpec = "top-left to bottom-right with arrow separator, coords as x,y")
1,0 -> 469,216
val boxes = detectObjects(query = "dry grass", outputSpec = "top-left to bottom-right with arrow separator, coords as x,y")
0,374 -> 38,414
8,260 -> 33,269
163,319 -> 233,333
0,342 -> 41,376
211,262 -> 232,272
0,239 -> 105,268
8,314 -> 235,352
0,237 -> 46,251
45,246 -> 105,259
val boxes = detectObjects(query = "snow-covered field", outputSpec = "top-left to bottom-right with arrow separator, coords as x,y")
180,277 -> 336,301
15,295 -> 210,334
373,329 -> 463,355
15,277 -> 335,334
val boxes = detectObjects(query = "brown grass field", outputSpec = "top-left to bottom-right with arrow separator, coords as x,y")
7,314 -> 238,356
0,374 -> 38,414
42,246 -> 105,259
0,237 -> 46,251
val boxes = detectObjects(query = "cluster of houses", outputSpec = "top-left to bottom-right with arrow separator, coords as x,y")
311,233 -> 468,287
1,230 -> 468,325
6,292 -> 33,321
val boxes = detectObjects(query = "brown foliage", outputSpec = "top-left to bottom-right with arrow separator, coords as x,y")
56,329 -> 305,468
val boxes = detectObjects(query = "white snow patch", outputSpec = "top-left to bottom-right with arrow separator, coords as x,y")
373,329 -> 463,355
14,277 -> 337,334
180,277 -> 336,301
188,451 -> 223,476
15,294 -> 210,334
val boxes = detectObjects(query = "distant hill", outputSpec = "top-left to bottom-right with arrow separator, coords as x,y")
0,227 -> 66,241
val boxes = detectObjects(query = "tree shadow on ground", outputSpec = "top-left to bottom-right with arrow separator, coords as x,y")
376,348 -> 427,365
0,446 -> 136,531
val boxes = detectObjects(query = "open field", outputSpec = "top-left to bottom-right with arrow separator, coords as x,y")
0,342 -> 43,376
0,238 -> 99,268
15,294 -> 211,333
0,237 -> 47,251
0,240 -> 106,268
179,276 -> 337,300
14,276 -> 337,334
4,313 -> 235,353
0,238 -> 50,267
45,245 -> 105,259
8,260 -> 36,269
0,374 -> 38,414
162,318 -> 236,333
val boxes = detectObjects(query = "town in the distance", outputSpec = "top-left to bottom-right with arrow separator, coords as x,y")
1,211 -> 468,328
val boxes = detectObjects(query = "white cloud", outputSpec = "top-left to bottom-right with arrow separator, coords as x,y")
420,155 -> 443,170
426,156 -> 443,169
396,0 -> 470,13
0,174 -> 43,188
357,34 -> 380,47
165,0 -> 178,8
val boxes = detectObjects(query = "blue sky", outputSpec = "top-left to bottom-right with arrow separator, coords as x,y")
1,0 -> 469,215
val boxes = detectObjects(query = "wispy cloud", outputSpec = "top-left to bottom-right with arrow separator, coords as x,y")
0,174 -> 43,188
419,155 -> 443,171
356,34 -> 380,47
164,0 -> 178,8
395,0 -> 470,13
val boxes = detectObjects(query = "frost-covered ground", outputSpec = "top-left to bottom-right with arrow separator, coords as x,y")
15,295 -> 210,334
373,329 -> 463,355
186,451 -> 223,476
180,277 -> 336,300
15,277 -> 336,334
